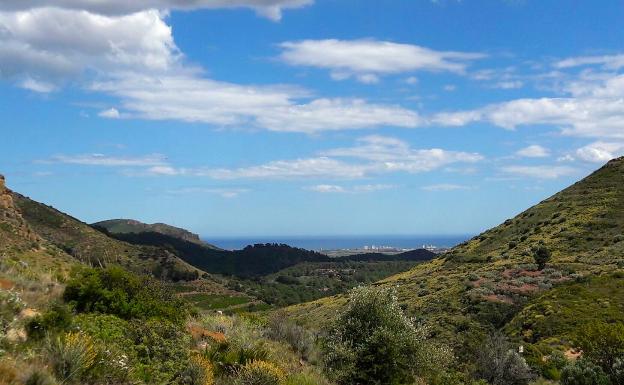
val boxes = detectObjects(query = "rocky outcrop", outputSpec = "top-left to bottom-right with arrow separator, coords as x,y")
0,175 -> 40,252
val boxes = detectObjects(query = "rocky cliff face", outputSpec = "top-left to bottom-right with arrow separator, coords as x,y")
0,175 -> 40,253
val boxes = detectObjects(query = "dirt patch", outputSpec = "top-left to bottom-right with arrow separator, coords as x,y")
0,278 -> 15,290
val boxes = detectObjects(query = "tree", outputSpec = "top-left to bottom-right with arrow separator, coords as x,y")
474,332 -> 532,385
322,286 -> 451,385
533,246 -> 552,270
561,359 -> 609,385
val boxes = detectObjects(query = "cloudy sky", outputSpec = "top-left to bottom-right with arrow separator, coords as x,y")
2,0 -> 623,237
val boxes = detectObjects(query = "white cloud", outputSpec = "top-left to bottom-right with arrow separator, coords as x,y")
279,39 -> 484,82
555,54 -> 624,70
0,1 -> 312,21
500,165 -> 577,179
516,145 -> 550,158
493,80 -> 523,89
306,184 -> 395,193
19,77 -> 56,93
574,141 -> 624,163
322,135 -> 483,173
0,8 -> 179,85
421,183 -> 471,191
166,187 -> 249,198
98,108 -> 120,119
94,75 -> 422,132
46,153 -> 168,167
430,73 -> 624,139
136,136 -> 482,180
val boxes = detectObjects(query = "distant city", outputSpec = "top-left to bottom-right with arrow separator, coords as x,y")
206,236 -> 469,253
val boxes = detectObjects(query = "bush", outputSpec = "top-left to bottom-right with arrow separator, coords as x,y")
24,368 -> 58,385
178,354 -> 214,385
63,266 -> 190,324
127,319 -> 191,384
575,321 -> 624,381
234,360 -> 285,385
266,312 -> 316,360
46,332 -> 98,383
561,359 -> 609,385
322,286 -> 451,385
474,332 -> 532,385
26,303 -> 73,339
533,246 -> 552,270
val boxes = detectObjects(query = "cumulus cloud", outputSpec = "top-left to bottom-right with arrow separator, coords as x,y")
0,8 -> 178,85
98,108 -> 120,119
500,165 -> 577,179
0,0 -> 312,21
516,145 -> 550,158
278,39 -> 484,82
430,73 -> 624,139
574,141 -> 624,163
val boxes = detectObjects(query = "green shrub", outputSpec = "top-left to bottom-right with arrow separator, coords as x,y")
234,360 -> 285,385
561,359 -> 609,385
26,303 -> 73,339
322,286 -> 451,385
575,321 -> 624,381
127,319 -> 191,384
63,266 -> 190,323
533,246 -> 552,270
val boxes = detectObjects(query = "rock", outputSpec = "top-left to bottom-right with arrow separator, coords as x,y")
6,327 -> 27,343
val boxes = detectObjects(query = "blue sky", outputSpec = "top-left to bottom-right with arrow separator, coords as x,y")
1,0 -> 624,237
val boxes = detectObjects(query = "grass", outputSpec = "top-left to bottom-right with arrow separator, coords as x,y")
183,293 -> 251,311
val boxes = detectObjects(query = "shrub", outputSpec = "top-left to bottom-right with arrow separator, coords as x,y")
63,266 -> 190,324
46,332 -> 98,383
127,319 -> 191,384
575,322 -> 624,381
322,286 -> 452,385
26,302 -> 73,339
474,332 -> 532,385
178,354 -> 214,385
24,368 -> 58,385
533,246 -> 552,270
234,360 -> 285,385
266,312 -> 316,360
560,359 -> 609,385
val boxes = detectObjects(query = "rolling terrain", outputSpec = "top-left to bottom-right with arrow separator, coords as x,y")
287,157 -> 624,371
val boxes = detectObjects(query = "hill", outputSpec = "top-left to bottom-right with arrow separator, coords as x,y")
99,225 -> 436,277
1,177 -> 202,281
287,157 -> 624,362
93,218 -> 220,249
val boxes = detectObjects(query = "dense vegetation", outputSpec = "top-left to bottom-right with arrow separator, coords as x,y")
225,260 -> 424,306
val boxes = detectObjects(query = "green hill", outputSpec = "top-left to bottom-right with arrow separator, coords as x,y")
1,177 -> 201,281
93,218 -> 220,249
287,157 -> 624,360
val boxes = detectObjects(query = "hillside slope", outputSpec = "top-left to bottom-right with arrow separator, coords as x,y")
6,184 -> 202,281
287,157 -> 624,353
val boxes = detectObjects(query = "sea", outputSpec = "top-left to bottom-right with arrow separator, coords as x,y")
203,235 -> 471,251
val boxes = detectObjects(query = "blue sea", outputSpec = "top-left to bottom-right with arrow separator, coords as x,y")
203,235 -> 471,251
